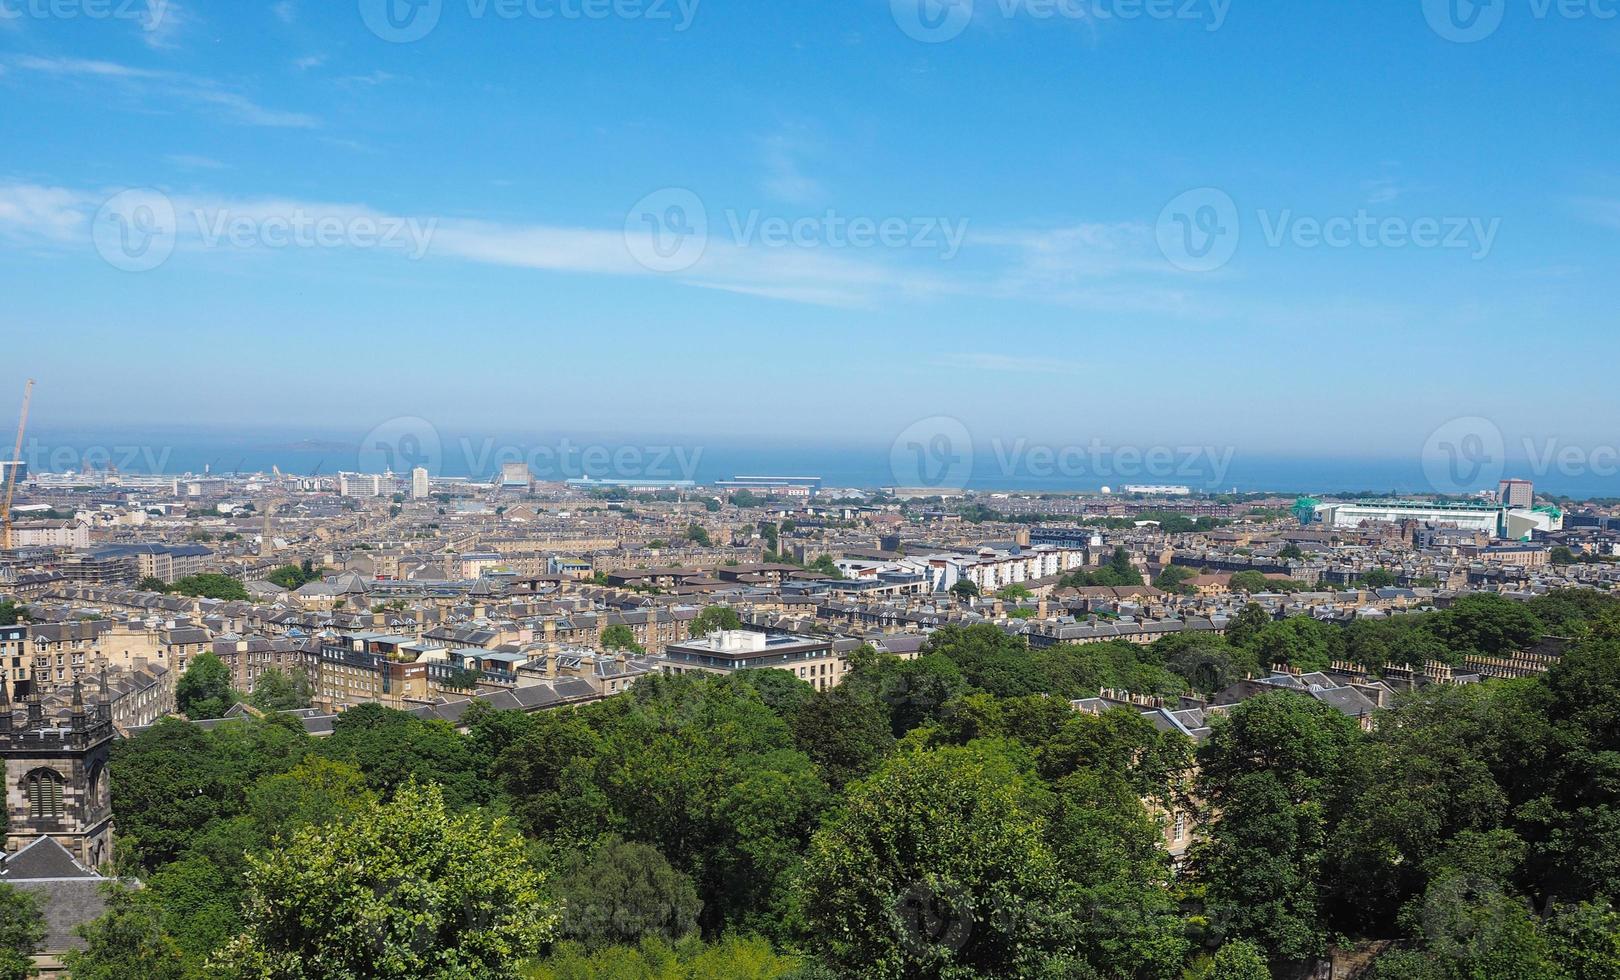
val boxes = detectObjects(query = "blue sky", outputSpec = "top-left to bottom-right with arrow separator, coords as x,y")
1,0 -> 1617,463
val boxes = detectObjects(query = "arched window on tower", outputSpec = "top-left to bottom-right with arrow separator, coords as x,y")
26,769 -> 65,821
88,761 -> 109,811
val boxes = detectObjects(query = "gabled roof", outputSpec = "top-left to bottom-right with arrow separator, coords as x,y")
0,836 -> 97,881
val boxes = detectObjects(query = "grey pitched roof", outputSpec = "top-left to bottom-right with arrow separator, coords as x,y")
0,836 -> 97,881
1,837 -> 117,953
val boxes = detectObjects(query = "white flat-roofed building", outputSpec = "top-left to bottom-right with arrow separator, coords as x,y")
660,629 -> 846,690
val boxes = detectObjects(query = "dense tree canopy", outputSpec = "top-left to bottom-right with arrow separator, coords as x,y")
84,588 -> 1620,978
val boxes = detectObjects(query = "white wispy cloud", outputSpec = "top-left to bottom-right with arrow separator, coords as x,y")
0,184 -> 95,243
140,0 -> 186,50
293,54 -> 327,72
8,55 -> 317,128
0,181 -> 1219,315
271,1 -> 297,24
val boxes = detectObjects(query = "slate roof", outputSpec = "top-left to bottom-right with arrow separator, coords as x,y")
0,837 -> 117,953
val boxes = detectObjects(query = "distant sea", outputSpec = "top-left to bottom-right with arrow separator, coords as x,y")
16,426 -> 1620,500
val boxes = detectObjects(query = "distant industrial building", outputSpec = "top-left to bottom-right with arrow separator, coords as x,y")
1122,485 -> 1192,496
500,462 -> 531,489
1302,499 -> 1562,540
338,472 -> 386,498
1498,478 -> 1534,509
716,475 -> 822,496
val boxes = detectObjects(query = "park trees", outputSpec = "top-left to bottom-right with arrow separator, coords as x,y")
215,783 -> 556,979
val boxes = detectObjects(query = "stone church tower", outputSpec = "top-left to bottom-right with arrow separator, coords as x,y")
0,678 -> 115,869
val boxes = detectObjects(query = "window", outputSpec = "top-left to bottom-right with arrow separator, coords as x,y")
26,769 -> 65,821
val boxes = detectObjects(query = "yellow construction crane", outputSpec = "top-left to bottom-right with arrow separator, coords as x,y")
1,379 -> 34,551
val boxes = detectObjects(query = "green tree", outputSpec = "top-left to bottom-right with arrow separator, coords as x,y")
556,837 -> 701,949
1153,565 -> 1197,595
176,651 -> 236,719
215,783 -> 557,979
246,757 -> 374,841
685,524 -> 711,547
807,555 -> 843,579
791,684 -> 895,790
1279,543 -> 1304,560
1427,593 -> 1543,659
1359,568 -> 1399,589
1192,693 -> 1363,963
600,624 -> 645,654
0,884 -> 45,980
170,573 -> 250,601
949,579 -> 980,600
62,884 -> 188,980
266,563 -> 323,590
1225,603 -> 1272,650
1546,901 -> 1620,980
137,575 -> 171,593
1208,939 -> 1271,980
528,936 -> 799,979
689,606 -> 742,637
315,704 -> 488,810
0,600 -> 22,627
1250,616 -> 1343,672
247,667 -> 311,712
998,583 -> 1033,600
799,742 -> 1069,979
